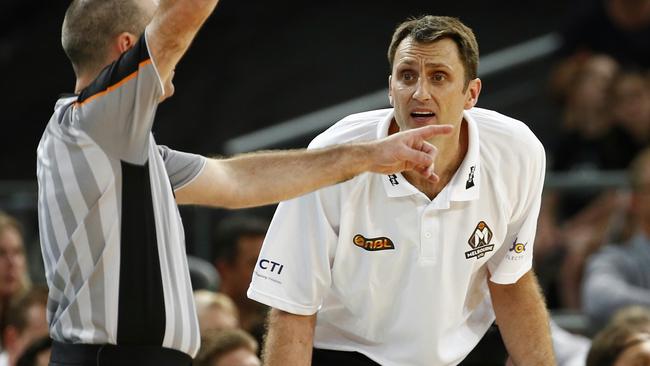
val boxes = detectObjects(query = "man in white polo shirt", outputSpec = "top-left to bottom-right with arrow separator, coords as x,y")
247,15 -> 554,366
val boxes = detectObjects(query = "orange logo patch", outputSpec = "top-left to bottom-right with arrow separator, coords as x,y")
353,234 -> 395,251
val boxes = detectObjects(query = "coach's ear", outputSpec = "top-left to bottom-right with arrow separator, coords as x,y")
388,75 -> 394,106
463,78 -> 481,109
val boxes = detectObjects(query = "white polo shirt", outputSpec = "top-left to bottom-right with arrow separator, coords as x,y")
247,107 -> 546,366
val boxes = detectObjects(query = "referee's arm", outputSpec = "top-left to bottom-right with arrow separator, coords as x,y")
146,0 -> 220,99
489,270 -> 555,365
175,124 -> 451,208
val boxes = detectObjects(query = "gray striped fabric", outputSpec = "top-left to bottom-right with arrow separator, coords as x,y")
36,34 -> 204,357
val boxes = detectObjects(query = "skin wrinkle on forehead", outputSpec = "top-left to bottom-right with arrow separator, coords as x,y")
394,40 -> 458,76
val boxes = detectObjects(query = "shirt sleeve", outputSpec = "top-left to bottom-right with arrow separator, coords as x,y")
157,145 -> 206,191
487,138 -> 546,284
247,185 -> 340,315
70,28 -> 164,165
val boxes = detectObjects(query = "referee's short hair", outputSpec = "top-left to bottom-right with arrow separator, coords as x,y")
212,215 -> 269,264
61,0 -> 152,75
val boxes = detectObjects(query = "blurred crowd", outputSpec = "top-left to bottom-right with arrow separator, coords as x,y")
1,0 -> 650,365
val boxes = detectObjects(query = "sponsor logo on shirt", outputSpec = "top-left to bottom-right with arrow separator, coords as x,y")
353,234 -> 395,251
465,221 -> 495,259
388,174 -> 399,186
506,238 -> 527,261
508,239 -> 527,254
466,165 -> 476,189
254,259 -> 285,284
258,259 -> 284,274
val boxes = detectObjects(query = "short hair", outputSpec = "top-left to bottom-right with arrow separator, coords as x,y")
212,215 -> 269,264
2,286 -> 48,348
587,320 -> 650,366
61,0 -> 152,74
628,147 -> 650,191
387,15 -> 479,86
194,290 -> 239,321
195,329 -> 259,366
16,336 -> 52,366
0,211 -> 23,238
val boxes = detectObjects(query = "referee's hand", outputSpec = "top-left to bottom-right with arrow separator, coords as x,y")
364,124 -> 453,183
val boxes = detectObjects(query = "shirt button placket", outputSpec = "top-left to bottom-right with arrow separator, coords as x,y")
421,207 -> 438,262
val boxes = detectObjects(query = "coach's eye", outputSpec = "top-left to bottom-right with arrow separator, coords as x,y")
402,71 -> 416,82
432,73 -> 446,82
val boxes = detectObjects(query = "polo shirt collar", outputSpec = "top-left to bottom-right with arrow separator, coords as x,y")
379,109 -> 481,202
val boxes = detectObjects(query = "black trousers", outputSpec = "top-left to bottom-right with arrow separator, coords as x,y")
312,324 -> 507,366
50,340 -> 193,366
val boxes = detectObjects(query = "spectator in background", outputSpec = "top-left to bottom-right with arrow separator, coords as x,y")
194,290 -> 239,337
551,54 -> 624,175
586,306 -> 650,366
0,287 -> 48,366
194,329 -> 260,366
15,337 -> 51,366
609,70 -> 650,159
212,215 -> 268,339
0,212 -> 31,348
582,148 -> 650,330
559,0 -> 650,69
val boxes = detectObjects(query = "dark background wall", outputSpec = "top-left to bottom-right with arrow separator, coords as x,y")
0,0 -> 568,180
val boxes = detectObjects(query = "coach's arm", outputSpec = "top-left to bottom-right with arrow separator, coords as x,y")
263,309 -> 316,366
175,124 -> 451,208
489,270 -> 555,365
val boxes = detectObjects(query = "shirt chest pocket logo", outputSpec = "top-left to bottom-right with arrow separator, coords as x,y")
353,234 -> 395,251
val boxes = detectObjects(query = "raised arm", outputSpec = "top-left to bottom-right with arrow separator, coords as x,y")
175,124 -> 451,208
146,0 -> 220,85
263,309 -> 316,366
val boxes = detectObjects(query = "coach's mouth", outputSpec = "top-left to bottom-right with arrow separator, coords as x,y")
410,111 -> 436,124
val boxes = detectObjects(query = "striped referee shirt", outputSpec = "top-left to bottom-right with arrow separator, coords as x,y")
36,32 -> 205,357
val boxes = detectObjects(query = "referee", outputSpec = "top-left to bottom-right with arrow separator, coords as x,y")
37,1 -> 451,365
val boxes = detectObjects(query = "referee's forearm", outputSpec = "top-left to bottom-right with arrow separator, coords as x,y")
220,145 -> 368,208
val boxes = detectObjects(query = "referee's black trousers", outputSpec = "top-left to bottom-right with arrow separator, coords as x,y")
49,340 -> 192,366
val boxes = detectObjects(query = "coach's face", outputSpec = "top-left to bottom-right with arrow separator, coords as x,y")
389,37 -> 480,135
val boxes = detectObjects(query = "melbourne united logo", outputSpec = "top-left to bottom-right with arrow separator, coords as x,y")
465,221 -> 495,259
353,234 -> 395,251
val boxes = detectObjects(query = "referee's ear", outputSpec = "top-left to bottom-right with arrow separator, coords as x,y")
115,32 -> 138,55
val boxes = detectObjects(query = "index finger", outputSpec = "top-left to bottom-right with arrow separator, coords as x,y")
408,125 -> 454,140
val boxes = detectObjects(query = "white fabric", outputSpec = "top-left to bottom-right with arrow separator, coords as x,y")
248,107 -> 546,366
